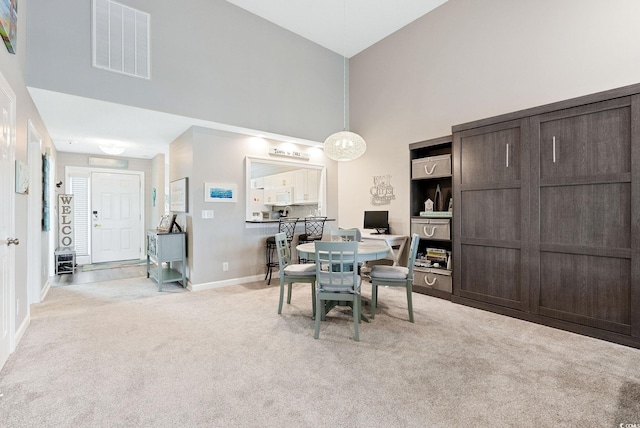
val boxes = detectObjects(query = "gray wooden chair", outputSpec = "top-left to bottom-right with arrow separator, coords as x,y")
329,228 -> 361,272
274,232 -> 317,316
369,233 -> 420,323
314,240 -> 362,341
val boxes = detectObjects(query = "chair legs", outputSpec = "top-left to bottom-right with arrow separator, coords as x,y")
371,282 -> 414,323
406,283 -> 414,323
314,293 -> 360,341
278,280 -> 316,316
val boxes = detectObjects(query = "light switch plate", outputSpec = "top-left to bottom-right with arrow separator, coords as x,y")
202,210 -> 214,219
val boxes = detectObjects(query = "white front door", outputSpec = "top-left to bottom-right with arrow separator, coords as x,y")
91,172 -> 141,263
0,72 -> 16,370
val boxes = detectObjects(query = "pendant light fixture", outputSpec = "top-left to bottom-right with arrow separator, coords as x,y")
323,0 -> 366,162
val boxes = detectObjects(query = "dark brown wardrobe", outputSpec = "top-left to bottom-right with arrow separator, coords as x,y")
452,83 -> 640,348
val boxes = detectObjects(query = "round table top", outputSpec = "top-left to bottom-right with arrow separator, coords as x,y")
296,241 -> 390,262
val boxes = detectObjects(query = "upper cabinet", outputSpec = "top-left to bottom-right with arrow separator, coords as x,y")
293,169 -> 319,204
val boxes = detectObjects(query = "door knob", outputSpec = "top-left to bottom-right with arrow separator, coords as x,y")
6,238 -> 19,246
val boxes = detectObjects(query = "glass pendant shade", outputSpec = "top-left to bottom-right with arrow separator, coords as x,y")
323,130 -> 366,162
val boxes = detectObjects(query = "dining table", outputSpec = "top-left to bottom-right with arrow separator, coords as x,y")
295,241 -> 390,263
295,240 -> 390,322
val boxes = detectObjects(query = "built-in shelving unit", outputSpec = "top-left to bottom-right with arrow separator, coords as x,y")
409,135 -> 453,300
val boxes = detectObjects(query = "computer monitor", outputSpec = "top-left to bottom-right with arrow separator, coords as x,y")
363,210 -> 389,235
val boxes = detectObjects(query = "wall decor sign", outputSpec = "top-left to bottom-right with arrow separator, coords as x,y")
170,177 -> 188,212
0,0 -> 17,54
204,182 -> 237,203
58,194 -> 74,248
370,174 -> 396,206
269,147 -> 310,160
15,159 -> 28,194
42,153 -> 50,231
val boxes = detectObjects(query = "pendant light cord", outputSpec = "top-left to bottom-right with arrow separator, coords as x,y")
342,0 -> 347,131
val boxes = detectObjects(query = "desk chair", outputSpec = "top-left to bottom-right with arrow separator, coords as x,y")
297,216 -> 327,263
314,241 -> 362,341
274,232 -> 317,316
369,233 -> 420,323
265,217 -> 299,285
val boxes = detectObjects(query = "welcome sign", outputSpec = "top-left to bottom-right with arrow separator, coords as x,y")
58,194 -> 74,248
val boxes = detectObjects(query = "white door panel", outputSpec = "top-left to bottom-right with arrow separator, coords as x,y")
0,72 -> 16,370
91,172 -> 141,263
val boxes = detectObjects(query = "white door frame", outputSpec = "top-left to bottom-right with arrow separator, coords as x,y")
65,166 -> 145,263
27,122 -> 44,304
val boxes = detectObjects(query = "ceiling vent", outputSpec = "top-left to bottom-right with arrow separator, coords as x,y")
92,0 -> 150,79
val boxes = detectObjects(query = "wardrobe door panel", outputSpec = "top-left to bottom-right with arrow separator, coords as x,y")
459,124 -> 521,186
540,183 -> 631,249
539,99 -> 631,180
460,245 -> 522,308
461,189 -> 520,241
453,118 -> 529,311
539,252 -> 631,334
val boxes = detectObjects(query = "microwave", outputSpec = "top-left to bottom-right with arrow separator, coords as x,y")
265,187 -> 293,205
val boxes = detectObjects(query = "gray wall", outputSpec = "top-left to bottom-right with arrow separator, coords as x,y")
170,127 -> 338,288
0,0 -> 57,346
26,0 -> 345,143
342,0 -> 640,235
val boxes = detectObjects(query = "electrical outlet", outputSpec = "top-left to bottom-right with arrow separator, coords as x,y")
222,262 -> 229,271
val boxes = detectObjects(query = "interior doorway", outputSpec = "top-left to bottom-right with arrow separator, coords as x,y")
66,167 -> 145,265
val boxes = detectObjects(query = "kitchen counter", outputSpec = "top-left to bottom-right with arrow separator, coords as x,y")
246,218 -> 335,224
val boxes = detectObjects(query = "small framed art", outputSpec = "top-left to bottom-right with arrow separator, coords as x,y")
204,182 -> 237,203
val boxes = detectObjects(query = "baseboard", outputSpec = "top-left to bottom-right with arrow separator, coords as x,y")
189,273 -> 268,292
41,279 -> 51,301
15,312 -> 30,349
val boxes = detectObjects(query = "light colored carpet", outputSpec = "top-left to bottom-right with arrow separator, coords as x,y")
1,277 -> 639,427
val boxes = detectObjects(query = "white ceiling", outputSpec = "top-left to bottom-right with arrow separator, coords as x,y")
43,1 -> 448,159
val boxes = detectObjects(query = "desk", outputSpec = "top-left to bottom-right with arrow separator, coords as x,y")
360,231 -> 408,266
296,241 -> 390,262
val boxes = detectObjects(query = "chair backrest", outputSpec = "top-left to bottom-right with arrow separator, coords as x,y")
314,241 -> 359,291
406,233 -> 421,278
274,232 -> 291,274
330,228 -> 361,242
304,216 -> 327,240
278,217 -> 299,242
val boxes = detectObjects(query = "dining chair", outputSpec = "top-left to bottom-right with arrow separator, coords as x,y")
369,233 -> 420,323
297,216 -> 328,263
314,240 -> 362,341
330,227 -> 361,242
265,217 -> 299,284
329,228 -> 361,272
274,232 -> 317,316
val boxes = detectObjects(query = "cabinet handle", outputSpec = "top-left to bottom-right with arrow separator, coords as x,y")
506,143 -> 509,168
423,226 -> 436,237
552,136 -> 556,163
424,164 -> 437,175
424,276 -> 437,286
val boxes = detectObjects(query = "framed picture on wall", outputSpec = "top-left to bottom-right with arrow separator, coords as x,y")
170,177 -> 188,213
0,0 -> 18,54
204,182 -> 237,203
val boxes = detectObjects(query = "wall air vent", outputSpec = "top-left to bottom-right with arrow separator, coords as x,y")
92,0 -> 150,79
